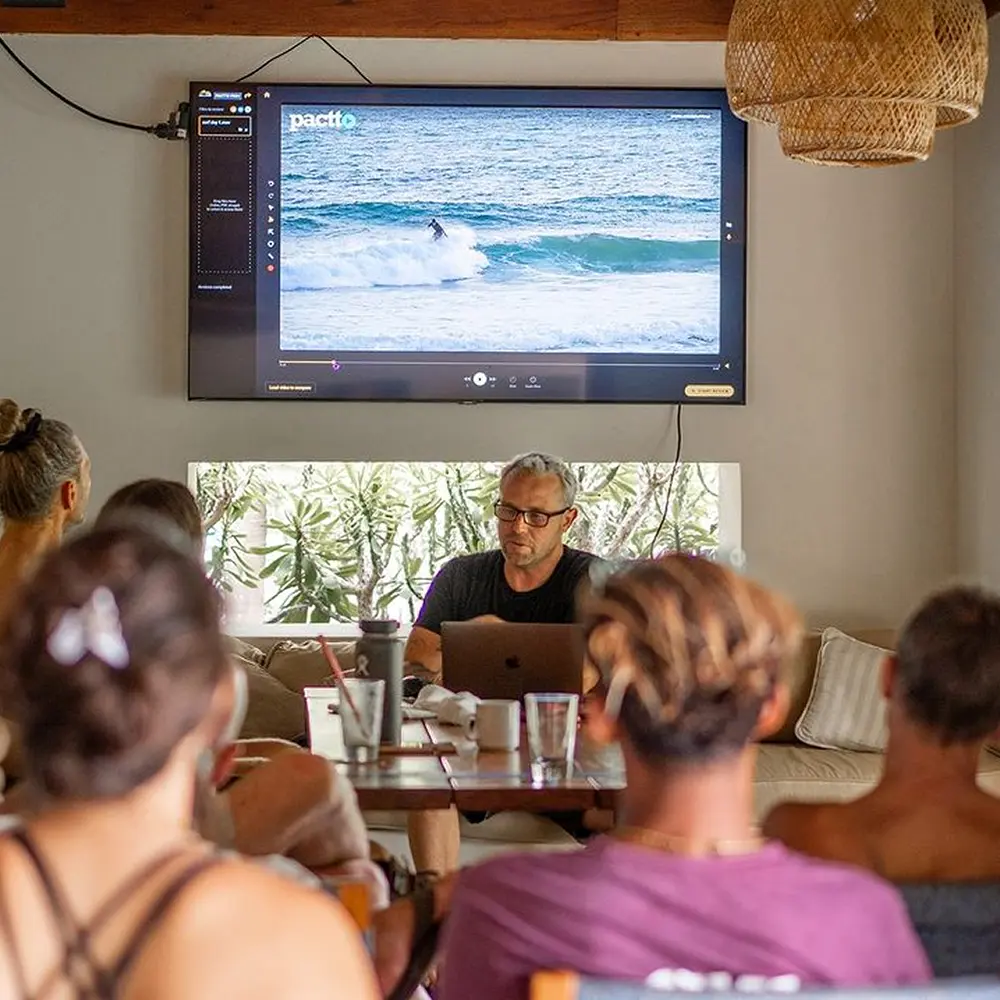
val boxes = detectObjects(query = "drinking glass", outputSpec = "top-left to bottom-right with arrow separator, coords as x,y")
525,693 -> 579,784
340,678 -> 385,763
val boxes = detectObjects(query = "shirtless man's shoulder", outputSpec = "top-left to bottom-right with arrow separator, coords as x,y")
763,798 -> 866,863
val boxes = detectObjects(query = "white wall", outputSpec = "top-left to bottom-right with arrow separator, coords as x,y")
956,21 -> 1000,585
0,35 -> 956,626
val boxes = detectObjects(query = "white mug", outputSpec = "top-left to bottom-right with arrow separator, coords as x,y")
476,699 -> 521,751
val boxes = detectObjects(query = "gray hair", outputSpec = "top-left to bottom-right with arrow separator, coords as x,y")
500,452 -> 578,507
0,399 -> 83,521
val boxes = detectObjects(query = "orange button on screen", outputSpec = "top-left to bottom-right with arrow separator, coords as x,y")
684,385 -> 736,399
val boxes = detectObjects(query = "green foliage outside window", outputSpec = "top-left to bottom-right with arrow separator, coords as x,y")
193,461 -> 721,625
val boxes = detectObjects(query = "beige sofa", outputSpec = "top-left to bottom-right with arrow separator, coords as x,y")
233,629 -> 1000,829
754,629 -> 1000,820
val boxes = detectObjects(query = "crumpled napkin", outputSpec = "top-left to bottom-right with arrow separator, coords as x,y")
413,684 -> 480,737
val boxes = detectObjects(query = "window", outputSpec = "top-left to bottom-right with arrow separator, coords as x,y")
192,461 -> 741,630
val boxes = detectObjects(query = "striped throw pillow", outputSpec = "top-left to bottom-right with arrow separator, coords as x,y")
795,628 -> 890,752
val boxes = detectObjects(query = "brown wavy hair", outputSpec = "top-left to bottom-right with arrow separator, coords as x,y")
96,478 -> 203,549
581,555 -> 803,764
0,523 -> 228,799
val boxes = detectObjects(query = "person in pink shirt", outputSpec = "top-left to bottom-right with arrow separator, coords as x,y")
437,555 -> 930,1000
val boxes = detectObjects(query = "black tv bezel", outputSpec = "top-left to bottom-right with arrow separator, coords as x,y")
188,83 -> 747,405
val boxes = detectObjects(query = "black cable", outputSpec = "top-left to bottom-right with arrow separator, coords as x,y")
236,34 -> 374,85
0,31 -> 372,136
0,36 -> 158,134
647,405 -> 684,558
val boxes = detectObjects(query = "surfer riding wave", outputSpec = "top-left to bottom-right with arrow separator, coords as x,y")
428,218 -> 447,241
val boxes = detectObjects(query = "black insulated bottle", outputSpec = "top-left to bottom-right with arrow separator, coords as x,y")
355,619 -> 403,744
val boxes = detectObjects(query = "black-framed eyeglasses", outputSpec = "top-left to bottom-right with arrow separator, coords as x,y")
494,500 -> 570,528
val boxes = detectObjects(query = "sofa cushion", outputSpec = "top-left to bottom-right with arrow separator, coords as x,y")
754,744 -> 884,818
263,639 -> 355,695
238,657 -> 308,742
227,636 -> 266,666
766,633 -> 822,744
754,745 -> 1000,821
764,628 -> 897,744
756,744 -> 884,786
795,628 -> 891,752
977,751 -> 1000,797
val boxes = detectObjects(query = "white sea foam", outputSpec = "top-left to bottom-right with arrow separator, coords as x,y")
280,269 -> 720,353
281,224 -> 488,290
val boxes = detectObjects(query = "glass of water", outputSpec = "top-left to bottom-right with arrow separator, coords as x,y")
525,693 -> 579,784
340,678 -> 385,764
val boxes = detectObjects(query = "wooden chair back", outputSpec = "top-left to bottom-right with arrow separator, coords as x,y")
326,874 -> 373,933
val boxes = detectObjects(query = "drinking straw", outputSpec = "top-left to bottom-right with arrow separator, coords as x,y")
318,635 -> 373,746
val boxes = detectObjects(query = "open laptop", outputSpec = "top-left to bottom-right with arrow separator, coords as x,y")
441,621 -> 585,700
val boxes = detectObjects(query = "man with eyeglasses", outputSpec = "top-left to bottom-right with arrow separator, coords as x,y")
403,453 -> 600,876
404,452 -> 598,684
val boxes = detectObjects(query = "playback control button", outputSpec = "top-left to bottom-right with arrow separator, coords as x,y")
472,371 -> 488,387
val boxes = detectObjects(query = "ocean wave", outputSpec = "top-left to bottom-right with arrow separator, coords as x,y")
283,228 -> 718,291
280,193 -> 717,236
483,234 -> 718,275
281,226 -> 488,290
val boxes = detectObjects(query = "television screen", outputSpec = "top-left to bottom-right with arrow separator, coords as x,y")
189,84 -> 746,403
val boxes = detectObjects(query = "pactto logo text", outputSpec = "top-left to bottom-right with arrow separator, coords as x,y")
288,110 -> 358,132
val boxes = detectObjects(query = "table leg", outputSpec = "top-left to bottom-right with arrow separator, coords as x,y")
407,806 -> 460,875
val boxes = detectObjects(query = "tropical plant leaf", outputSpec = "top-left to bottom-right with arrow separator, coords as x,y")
194,460 -> 725,625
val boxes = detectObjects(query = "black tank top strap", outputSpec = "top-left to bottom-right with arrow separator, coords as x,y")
8,828 -> 78,946
71,845 -> 194,943
0,861 -> 31,999
1,825 -> 212,1000
6,827 -> 106,996
107,854 -> 221,986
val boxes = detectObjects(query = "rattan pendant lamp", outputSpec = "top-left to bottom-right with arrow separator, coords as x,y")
725,0 -> 989,167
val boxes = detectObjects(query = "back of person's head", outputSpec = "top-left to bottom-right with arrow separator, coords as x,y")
0,522 -> 228,800
895,585 -> 1000,744
96,478 -> 204,550
581,554 -> 802,765
500,452 -> 578,507
0,398 -> 87,522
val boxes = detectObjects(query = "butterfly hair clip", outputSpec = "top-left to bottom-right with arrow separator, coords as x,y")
47,586 -> 130,670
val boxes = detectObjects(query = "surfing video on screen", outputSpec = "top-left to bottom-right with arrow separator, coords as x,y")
278,104 -> 723,356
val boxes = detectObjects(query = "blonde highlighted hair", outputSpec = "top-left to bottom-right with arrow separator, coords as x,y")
0,399 -> 83,522
581,555 -> 803,763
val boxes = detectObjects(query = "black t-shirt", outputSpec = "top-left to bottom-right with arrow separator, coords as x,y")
414,548 -> 598,634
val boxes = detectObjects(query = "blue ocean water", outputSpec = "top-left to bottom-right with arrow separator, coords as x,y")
279,105 -> 722,353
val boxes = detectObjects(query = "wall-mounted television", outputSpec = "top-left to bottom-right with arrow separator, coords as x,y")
188,84 -> 747,403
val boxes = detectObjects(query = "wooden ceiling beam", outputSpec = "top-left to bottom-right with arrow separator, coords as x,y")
0,0 -> 995,41
0,0 -> 671,41
618,0 -> 735,41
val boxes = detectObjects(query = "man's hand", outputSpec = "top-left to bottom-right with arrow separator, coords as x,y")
471,614 -> 504,624
405,618 -> 505,685
404,625 -> 444,684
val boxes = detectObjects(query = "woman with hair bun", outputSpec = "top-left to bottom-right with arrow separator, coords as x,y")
0,399 -> 91,785
437,555 -> 931,1000
0,399 -> 90,624
0,523 -> 378,999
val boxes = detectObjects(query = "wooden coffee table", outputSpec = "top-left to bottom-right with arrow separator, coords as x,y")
305,688 -> 626,813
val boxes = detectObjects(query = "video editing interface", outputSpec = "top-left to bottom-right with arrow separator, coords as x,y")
188,84 -> 747,402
